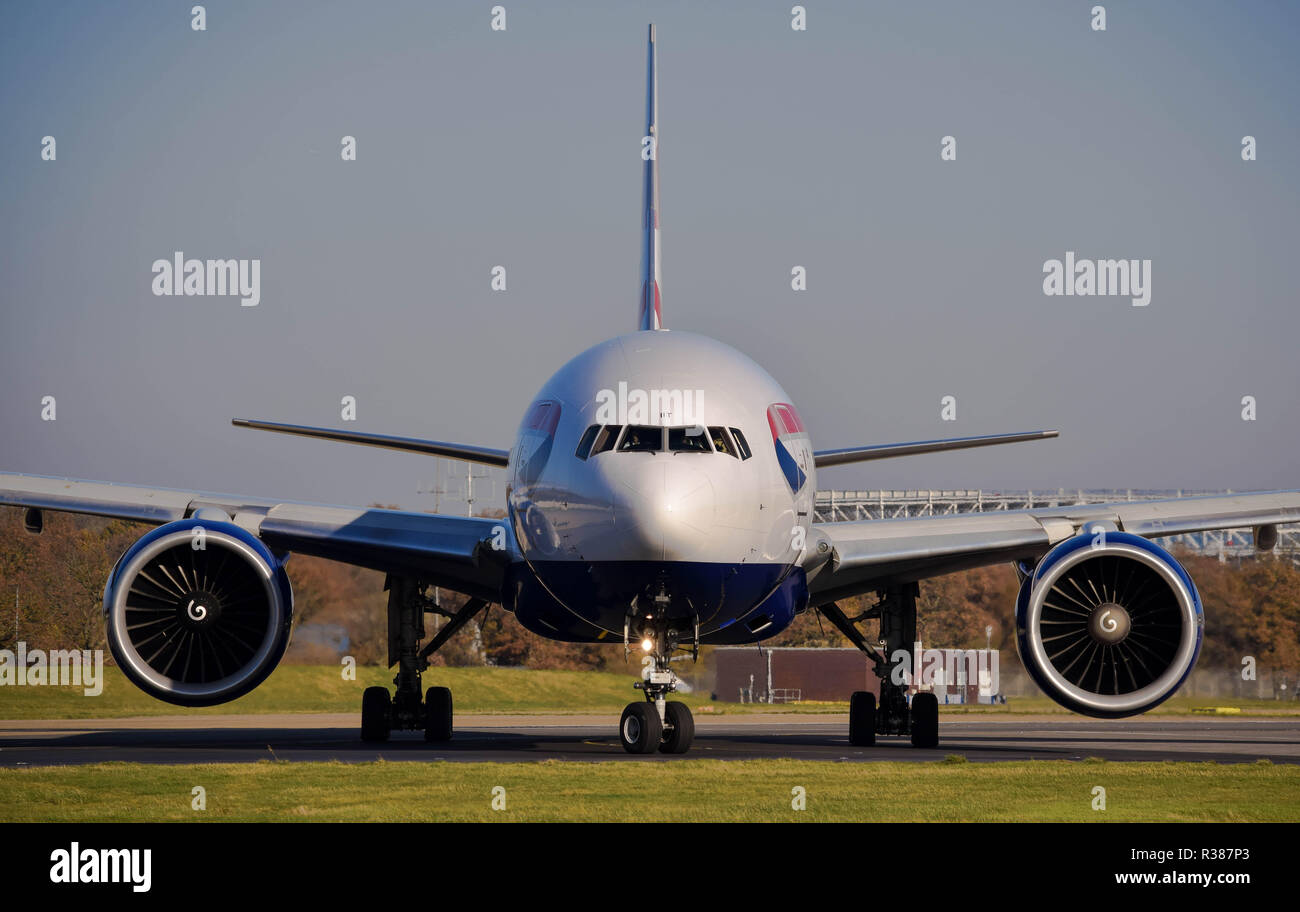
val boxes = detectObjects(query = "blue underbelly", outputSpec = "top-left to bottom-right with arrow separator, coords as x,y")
502,560 -> 808,644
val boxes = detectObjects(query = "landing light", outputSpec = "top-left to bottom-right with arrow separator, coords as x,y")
641,638 -> 654,652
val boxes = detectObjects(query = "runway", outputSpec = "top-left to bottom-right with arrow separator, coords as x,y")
2,713 -> 1298,766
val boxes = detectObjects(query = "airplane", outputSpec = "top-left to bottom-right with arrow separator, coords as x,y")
3,25 -> 1299,755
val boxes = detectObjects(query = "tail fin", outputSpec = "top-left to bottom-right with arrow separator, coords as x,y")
638,24 -> 663,331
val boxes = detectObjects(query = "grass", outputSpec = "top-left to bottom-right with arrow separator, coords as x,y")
1,758 -> 1296,822
0,665 -> 669,719
934,693 -> 1300,716
1,665 -> 1296,720
4,668 -> 1295,823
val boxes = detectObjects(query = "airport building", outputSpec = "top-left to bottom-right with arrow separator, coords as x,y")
713,646 -> 1000,705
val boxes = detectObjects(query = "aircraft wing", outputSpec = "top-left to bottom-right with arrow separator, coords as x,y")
231,419 -> 511,468
0,472 -> 512,602
813,430 -> 1058,468
804,490 -> 1300,606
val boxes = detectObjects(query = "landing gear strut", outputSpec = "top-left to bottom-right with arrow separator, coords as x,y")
359,575 -> 487,743
821,582 -> 939,749
619,589 -> 697,755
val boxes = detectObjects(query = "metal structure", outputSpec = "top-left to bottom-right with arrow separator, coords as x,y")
815,489 -> 1300,560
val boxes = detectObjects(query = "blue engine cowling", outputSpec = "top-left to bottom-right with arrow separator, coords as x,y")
102,518 -> 293,706
1015,531 -> 1203,718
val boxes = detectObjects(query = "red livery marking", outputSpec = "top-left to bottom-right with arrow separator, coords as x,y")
784,403 -> 806,433
767,403 -> 806,438
524,400 -> 561,435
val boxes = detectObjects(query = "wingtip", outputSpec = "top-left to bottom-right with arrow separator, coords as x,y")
648,23 -> 655,42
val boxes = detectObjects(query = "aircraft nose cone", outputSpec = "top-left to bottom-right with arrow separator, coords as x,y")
606,460 -> 715,560
662,464 -> 716,553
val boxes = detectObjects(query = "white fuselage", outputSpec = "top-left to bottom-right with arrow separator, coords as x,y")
504,330 -> 816,643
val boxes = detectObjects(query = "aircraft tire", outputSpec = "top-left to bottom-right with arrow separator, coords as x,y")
424,686 -> 453,742
849,691 -> 876,746
619,702 -> 663,754
361,686 -> 391,742
659,701 -> 695,754
910,691 -> 939,748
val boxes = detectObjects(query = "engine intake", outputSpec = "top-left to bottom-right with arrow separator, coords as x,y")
1015,531 -> 1202,717
103,519 -> 293,706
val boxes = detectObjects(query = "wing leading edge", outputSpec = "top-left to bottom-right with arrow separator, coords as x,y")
0,472 -> 512,602
814,430 -> 1058,468
804,489 -> 1300,605
231,419 -> 510,468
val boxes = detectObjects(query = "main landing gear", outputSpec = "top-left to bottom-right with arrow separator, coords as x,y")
359,575 -> 488,743
618,589 -> 697,755
821,582 -> 940,749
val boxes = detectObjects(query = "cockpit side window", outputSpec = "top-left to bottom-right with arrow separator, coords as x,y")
592,425 -> 621,455
575,424 -> 600,460
619,425 -> 663,452
729,427 -> 753,460
709,426 -> 736,457
668,426 -> 712,453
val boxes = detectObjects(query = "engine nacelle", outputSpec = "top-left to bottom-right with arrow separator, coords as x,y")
103,519 -> 293,706
1015,531 -> 1202,717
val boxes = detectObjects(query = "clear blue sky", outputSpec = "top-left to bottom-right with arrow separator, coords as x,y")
2,1 -> 1298,513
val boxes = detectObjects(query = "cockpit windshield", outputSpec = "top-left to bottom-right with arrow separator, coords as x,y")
619,426 -> 663,452
592,425 -> 621,455
576,423 -> 752,459
668,426 -> 711,452
730,427 -> 753,460
575,424 -> 601,460
709,426 -> 735,457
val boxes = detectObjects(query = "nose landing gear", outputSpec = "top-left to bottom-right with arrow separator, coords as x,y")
619,595 -> 698,755
619,686 -> 695,755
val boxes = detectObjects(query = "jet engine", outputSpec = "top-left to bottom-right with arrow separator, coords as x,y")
103,519 -> 293,706
1015,531 -> 1202,717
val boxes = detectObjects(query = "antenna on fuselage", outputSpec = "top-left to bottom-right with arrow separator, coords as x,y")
638,23 -> 664,331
